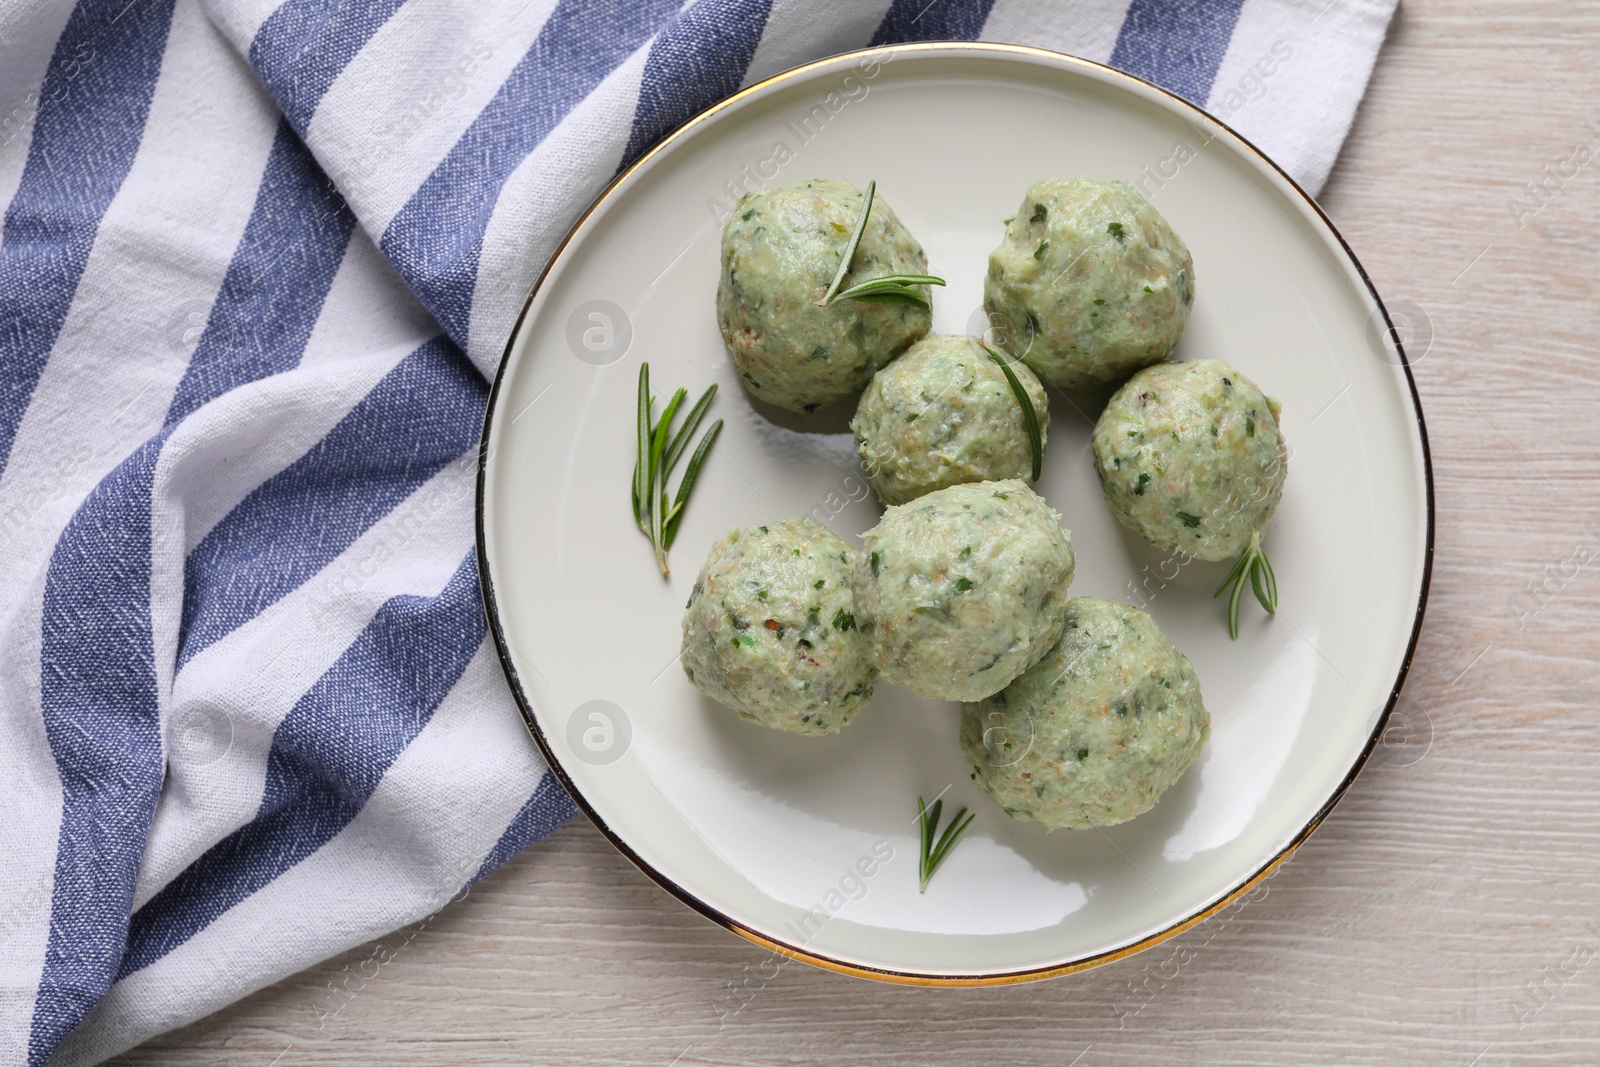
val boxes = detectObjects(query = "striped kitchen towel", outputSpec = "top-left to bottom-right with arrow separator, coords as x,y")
0,0 -> 1397,1063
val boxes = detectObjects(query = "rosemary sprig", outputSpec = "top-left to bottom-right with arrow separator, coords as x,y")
1212,529 -> 1278,640
816,179 -> 946,311
830,274 -> 947,308
633,362 -> 721,577
917,795 -> 975,894
982,343 -> 1043,482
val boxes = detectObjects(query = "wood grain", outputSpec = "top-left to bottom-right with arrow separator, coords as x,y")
124,4 -> 1600,1063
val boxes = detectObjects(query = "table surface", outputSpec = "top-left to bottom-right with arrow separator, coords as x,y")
130,4 -> 1600,1064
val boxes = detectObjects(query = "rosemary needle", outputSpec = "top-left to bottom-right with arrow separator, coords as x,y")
982,343 -> 1043,482
918,795 -> 976,894
816,179 -> 945,311
819,180 -> 875,306
632,363 -> 651,532
1212,529 -> 1278,639
633,361 -> 720,576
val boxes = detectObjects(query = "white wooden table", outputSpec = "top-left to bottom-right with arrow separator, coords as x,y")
128,4 -> 1600,1062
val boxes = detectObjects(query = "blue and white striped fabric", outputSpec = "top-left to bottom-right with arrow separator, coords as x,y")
0,0 -> 1396,1062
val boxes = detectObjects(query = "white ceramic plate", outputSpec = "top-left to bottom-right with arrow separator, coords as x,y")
477,43 -> 1432,984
